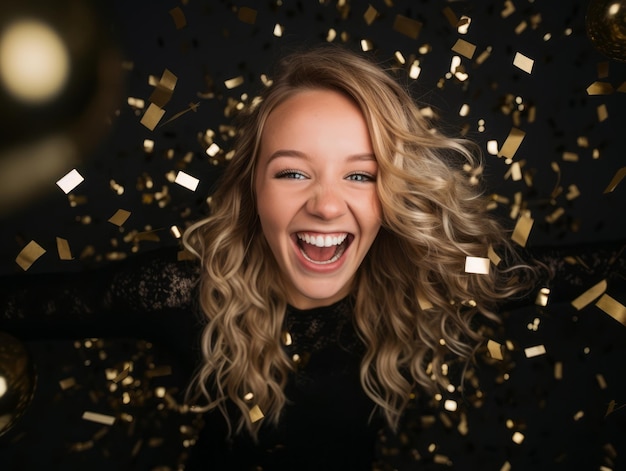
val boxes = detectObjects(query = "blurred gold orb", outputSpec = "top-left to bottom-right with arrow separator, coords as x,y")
586,0 -> 626,62
0,332 -> 36,437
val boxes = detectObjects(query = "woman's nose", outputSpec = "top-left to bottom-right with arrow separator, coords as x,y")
305,184 -> 347,220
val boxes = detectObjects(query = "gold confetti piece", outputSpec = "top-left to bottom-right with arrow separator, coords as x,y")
562,151 -> 579,162
444,399 -> 457,411
417,290 -> 434,310
249,404 -> 264,423
56,237 -> 73,260
59,377 -> 76,390
596,294 -> 626,326
487,245 -> 501,266
545,207 -> 564,224
514,21 -> 527,35
243,392 -> 254,402
506,161 -> 522,181
586,81 -> 614,95
442,6 -> 457,27
108,209 -> 131,227
535,287 -> 550,306
501,0 -> 515,18
596,374 -> 608,389
15,240 -> 46,271
597,61 -> 609,78
237,6 -> 257,24
566,184 -> 580,200
511,213 -> 533,247
174,171 -> 200,191
451,38 -> 476,59
433,454 -> 451,465
360,39 -> 374,51
224,76 -> 244,89
498,127 -> 525,159
281,332 -> 293,346
364,5 -> 378,25
393,14 -> 422,39
149,69 -> 177,107
513,52 -> 534,74
500,462 -> 512,471
597,104 -> 609,122
573,410 -> 584,421
140,103 -> 165,131
144,365 -> 172,378
487,340 -> 504,360
571,279 -> 607,310
618,81 -> 626,92
169,6 -> 187,29
512,431 -> 525,444
464,256 -> 490,274
56,168 -> 84,194
273,23 -> 284,37
603,166 -> 626,193
554,362 -> 563,379
82,411 -> 116,426
524,345 -> 546,358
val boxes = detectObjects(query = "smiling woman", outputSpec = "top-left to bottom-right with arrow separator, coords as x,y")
180,44 -> 546,469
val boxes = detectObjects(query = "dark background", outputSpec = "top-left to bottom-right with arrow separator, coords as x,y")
0,0 -> 625,469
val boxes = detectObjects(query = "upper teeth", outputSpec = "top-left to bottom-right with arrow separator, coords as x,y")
297,233 -> 347,247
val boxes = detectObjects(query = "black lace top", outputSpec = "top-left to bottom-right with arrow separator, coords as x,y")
1,241 -> 626,470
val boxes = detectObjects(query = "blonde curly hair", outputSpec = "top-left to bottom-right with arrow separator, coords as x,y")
183,44 -> 541,438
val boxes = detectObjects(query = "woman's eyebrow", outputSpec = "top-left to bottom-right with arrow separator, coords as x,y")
266,150 -> 376,163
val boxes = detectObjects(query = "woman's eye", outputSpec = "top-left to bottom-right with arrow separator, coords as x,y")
346,172 -> 376,182
275,170 -> 307,180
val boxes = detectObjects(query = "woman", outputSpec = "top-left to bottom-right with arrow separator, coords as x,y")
181,44 -> 544,469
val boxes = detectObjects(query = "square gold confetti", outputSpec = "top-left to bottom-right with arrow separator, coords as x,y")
56,168 -> 84,194
174,171 -> 200,191
364,5 -> 378,25
511,214 -> 533,247
140,103 -> 166,131
56,237 -> 73,260
393,14 -> 422,39
108,209 -> 131,227
249,404 -> 264,423
237,6 -> 257,24
487,340 -> 504,360
16,240 -> 46,271
465,256 -> 490,274
451,38 -> 476,59
513,52 -> 534,74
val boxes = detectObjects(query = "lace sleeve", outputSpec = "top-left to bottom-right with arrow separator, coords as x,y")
0,247 -> 201,343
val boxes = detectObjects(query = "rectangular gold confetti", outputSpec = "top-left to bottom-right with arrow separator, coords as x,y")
571,279 -> 607,310
498,127 -> 525,158
511,214 -> 533,247
140,103 -> 165,131
535,287 -> 550,306
16,240 -> 46,271
501,0 -> 515,18
562,151 -> 579,162
364,5 -> 378,25
596,374 -> 608,389
59,377 -> 76,390
237,6 -> 257,24
513,52 -> 534,74
524,345 -> 546,358
597,104 -> 608,122
487,340 -> 504,360
108,209 -> 131,227
82,411 -> 116,426
224,76 -> 244,89
596,293 -> 626,326
417,290 -> 434,311
56,237 -> 73,260
169,7 -> 186,29
393,14 -> 422,39
149,69 -> 177,107
587,81 -> 614,95
249,404 -> 264,423
175,171 -> 200,191
487,245 -> 502,266
465,256 -> 490,274
603,166 -> 626,193
451,38 -> 476,59
56,168 -> 84,194
442,7 -> 458,27
554,361 -> 563,379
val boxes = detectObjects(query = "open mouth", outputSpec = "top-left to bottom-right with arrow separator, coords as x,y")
295,232 -> 353,265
